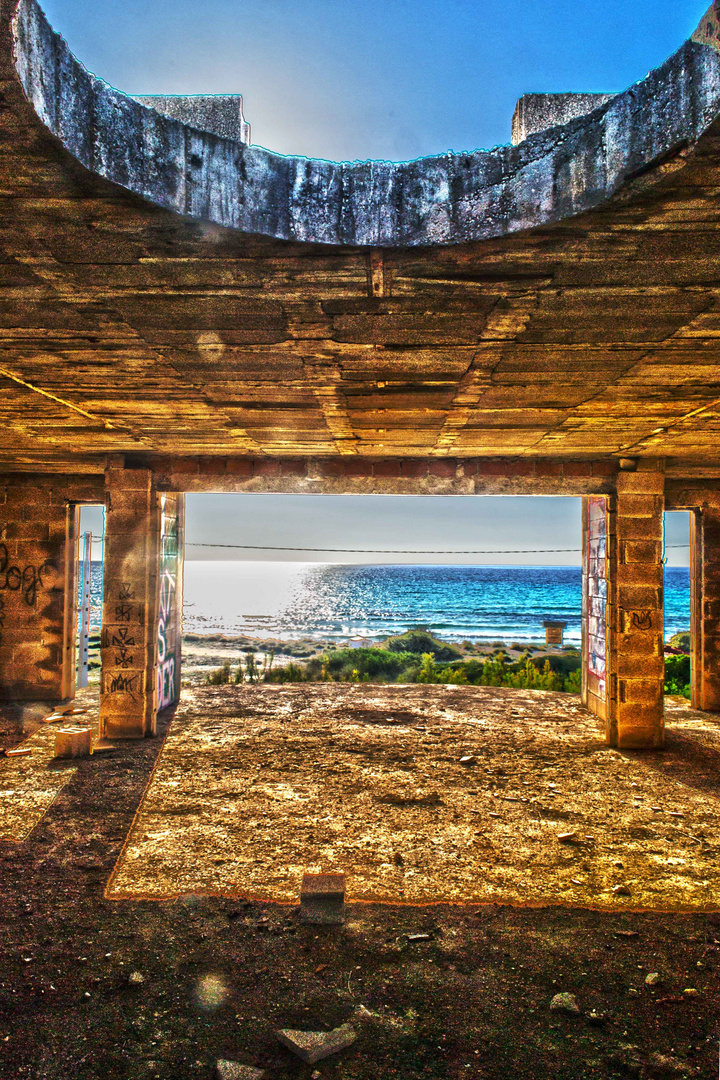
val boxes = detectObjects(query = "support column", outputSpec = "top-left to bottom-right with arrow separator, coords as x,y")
157,493 -> 185,712
609,466 -> 665,749
581,495 -> 610,729
99,467 -> 160,739
691,496 -> 720,712
0,477 -> 77,700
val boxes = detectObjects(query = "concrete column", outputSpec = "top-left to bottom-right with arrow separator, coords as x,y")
157,493 -> 185,712
99,467 -> 161,739
608,467 -> 665,750
691,497 -> 720,712
0,477 -> 77,701
581,495 -> 610,732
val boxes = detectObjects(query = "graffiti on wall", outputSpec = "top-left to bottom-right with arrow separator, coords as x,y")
157,496 -> 181,710
586,496 -> 608,697
0,543 -> 56,606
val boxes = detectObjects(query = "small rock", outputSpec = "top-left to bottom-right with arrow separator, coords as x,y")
683,988 -> 699,997
587,1011 -> 606,1026
549,992 -> 581,1016
645,972 -> 662,987
627,988 -> 639,996
128,971 -> 144,986
215,1063 -> 266,1080
614,930 -> 639,939
407,933 -> 431,942
557,832 -> 577,843
612,885 -> 631,897
311,1073 -> 321,1080
276,1024 -> 356,1064
613,861 -> 624,869
459,756 -> 477,766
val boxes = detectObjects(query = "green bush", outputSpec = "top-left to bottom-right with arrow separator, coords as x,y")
384,630 -> 462,662
665,653 -> 690,698
206,661 -> 231,685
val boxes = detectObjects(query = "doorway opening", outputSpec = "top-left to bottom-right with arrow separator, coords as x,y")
181,492 -> 584,692
76,503 -> 105,695
664,511 -> 691,701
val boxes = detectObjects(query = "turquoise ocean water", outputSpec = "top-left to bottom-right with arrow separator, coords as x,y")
82,562 -> 690,645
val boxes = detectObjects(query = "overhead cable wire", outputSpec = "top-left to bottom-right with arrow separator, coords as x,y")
185,542 -> 692,555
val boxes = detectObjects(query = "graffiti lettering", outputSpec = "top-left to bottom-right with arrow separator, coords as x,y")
119,583 -> 135,601
115,602 -> 132,622
631,610 -> 653,631
108,672 -> 138,694
157,657 -> 175,710
0,544 -> 55,606
114,647 -> 134,669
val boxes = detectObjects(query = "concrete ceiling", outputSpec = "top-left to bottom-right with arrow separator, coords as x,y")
2,1 -> 720,474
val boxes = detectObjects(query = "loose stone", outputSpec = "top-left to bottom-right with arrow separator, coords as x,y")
276,1024 -> 357,1064
549,993 -> 581,1015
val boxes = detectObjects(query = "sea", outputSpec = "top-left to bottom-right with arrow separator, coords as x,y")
81,561 -> 691,646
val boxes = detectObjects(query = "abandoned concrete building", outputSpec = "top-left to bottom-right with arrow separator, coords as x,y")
2,0 -> 720,753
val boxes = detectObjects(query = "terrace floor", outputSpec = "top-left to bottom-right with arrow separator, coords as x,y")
1,685 -> 719,1079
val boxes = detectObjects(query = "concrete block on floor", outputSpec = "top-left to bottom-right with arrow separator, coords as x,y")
300,872 -> 345,924
54,726 -> 92,759
276,1024 -> 357,1064
215,1061 -> 266,1080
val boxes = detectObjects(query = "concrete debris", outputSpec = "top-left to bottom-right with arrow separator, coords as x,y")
300,873 -> 345,925
645,972 -> 662,987
215,1063 -> 266,1080
549,992 -> 581,1015
276,1024 -> 357,1064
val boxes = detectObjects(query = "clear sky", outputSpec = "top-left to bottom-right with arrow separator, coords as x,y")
64,1 -> 697,564
79,499 -> 691,566
41,0 -> 708,161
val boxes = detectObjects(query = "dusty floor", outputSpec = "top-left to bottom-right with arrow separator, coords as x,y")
0,686 -> 719,1079
109,685 -> 720,910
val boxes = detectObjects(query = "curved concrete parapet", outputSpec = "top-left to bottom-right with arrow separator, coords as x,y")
9,0 -> 720,247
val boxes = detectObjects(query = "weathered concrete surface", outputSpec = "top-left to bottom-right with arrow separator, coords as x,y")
10,0 -> 720,246
511,93 -> 615,145
132,94 -> 250,145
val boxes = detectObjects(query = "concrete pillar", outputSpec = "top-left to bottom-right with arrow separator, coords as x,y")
157,493 -> 184,712
691,496 -> 720,712
609,467 -> 665,749
0,477 -> 77,701
581,495 -> 610,730
99,467 -> 161,739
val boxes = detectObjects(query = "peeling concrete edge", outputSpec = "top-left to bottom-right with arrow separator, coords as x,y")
7,0 -> 720,247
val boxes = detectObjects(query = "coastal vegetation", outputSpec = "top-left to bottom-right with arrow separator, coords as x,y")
203,626 -> 692,697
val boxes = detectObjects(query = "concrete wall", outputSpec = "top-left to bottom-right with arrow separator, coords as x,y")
0,474 -> 103,700
10,0 -> 720,246
511,93 -> 615,145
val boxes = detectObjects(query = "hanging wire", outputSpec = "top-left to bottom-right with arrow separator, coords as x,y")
185,542 -> 692,555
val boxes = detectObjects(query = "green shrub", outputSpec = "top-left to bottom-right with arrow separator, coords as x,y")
207,661 -> 231,685
384,630 -> 461,662
665,653 -> 690,698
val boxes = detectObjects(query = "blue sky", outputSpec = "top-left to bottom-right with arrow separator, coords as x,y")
80,499 -> 691,566
62,0 -> 697,562
42,0 -> 708,161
